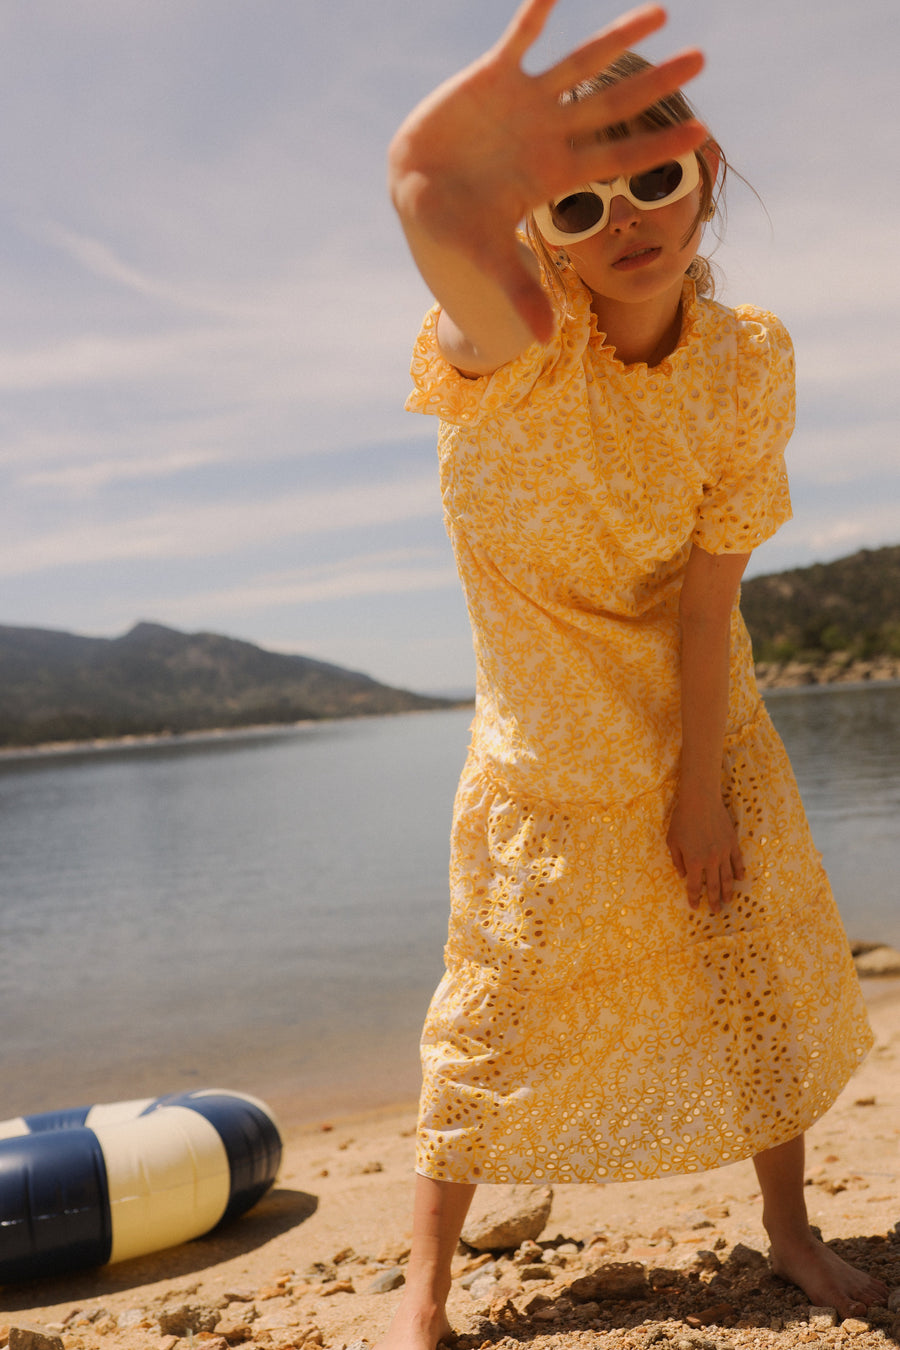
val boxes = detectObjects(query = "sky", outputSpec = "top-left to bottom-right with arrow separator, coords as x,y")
0,1 -> 897,695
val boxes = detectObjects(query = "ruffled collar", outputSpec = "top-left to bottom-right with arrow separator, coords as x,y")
566,273 -> 702,377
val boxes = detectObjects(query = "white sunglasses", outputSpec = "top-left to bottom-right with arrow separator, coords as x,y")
533,152 -> 701,246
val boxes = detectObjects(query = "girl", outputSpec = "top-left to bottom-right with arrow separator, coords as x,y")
384,3 -> 887,1345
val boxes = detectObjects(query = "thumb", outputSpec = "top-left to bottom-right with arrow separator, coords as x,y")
476,232 -> 557,344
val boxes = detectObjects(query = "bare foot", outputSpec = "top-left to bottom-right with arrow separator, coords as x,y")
374,1296 -> 455,1350
769,1230 -> 889,1320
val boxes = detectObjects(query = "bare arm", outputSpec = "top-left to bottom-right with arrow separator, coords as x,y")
666,544 -> 750,912
388,0 -> 705,373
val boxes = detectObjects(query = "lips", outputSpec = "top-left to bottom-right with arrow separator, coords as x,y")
612,245 -> 661,270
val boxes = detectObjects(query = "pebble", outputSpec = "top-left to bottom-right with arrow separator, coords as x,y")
460,1260 -> 499,1288
568,1260 -> 647,1301
518,1263 -> 556,1280
840,1318 -> 870,1335
8,1329 -> 66,1350
157,1303 -> 220,1337
808,1306 -> 839,1329
686,1303 -> 737,1327
366,1266 -> 406,1294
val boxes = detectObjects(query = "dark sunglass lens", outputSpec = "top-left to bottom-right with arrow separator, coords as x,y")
630,161 -> 684,203
550,191 -> 605,234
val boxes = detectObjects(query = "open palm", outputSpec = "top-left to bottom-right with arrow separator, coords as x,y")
389,0 -> 705,339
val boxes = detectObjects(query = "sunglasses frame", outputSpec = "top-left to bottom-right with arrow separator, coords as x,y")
532,152 -> 701,246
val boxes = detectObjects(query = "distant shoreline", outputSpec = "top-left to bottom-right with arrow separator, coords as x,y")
3,670 -> 900,758
755,657 -> 900,691
0,703 -> 475,762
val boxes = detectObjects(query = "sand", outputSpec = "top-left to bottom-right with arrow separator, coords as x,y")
2,981 -> 899,1350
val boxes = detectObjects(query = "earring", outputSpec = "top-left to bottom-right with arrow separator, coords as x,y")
555,250 -> 570,268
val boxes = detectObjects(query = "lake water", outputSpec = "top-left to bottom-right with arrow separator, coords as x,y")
0,684 -> 897,1127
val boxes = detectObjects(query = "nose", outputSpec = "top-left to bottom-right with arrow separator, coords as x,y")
608,190 -> 641,233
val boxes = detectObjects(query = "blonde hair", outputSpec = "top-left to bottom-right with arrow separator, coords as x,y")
526,51 -> 727,303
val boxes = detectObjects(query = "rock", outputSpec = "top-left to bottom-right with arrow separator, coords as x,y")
366,1267 -> 406,1294
461,1185 -> 553,1251
519,1263 -> 555,1280
489,1296 -> 520,1328
725,1242 -> 767,1271
459,1259 -> 498,1288
693,1250 -> 722,1273
808,1306 -> 838,1329
522,1290 -> 555,1314
687,1304 -> 737,1327
567,1261 -> 647,1302
513,1239 -> 544,1265
854,945 -> 900,977
467,1272 -> 501,1300
116,1309 -> 147,1329
841,1318 -> 870,1335
9,1329 -> 66,1350
887,1288 -> 900,1313
157,1304 -> 220,1337
215,1313 -> 257,1342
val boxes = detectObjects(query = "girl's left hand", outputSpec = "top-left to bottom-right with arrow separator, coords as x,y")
667,794 -> 745,914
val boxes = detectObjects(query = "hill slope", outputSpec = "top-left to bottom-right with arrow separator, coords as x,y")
0,622 -> 452,748
741,544 -> 900,662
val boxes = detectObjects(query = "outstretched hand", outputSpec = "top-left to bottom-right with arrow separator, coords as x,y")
389,0 -> 705,342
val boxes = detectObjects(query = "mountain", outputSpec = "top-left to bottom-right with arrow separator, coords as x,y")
740,544 -> 900,663
0,622 -> 454,749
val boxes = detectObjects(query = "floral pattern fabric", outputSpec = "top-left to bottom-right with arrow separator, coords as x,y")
406,276 -> 872,1184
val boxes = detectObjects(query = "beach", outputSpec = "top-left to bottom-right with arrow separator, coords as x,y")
3,979 -> 899,1350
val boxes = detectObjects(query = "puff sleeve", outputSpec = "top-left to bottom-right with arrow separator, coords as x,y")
692,310 -> 795,554
405,302 -> 569,428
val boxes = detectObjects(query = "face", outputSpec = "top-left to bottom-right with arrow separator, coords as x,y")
557,178 -> 704,308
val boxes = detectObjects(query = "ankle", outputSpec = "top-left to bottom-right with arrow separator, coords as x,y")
762,1212 -> 817,1254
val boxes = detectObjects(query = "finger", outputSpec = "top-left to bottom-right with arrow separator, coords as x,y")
706,864 -> 722,913
685,865 -> 704,910
667,838 -> 686,878
499,0 -> 560,65
719,861 -> 733,907
731,842 -> 746,881
543,4 -> 668,94
563,120 -> 705,190
562,48 -> 704,136
480,237 -> 556,342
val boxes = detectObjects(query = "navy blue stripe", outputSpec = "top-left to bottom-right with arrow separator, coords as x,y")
0,1129 -> 111,1282
23,1106 -> 91,1132
146,1092 -> 281,1226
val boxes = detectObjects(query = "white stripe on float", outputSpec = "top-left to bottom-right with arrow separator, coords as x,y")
85,1098 -> 157,1127
0,1117 -> 28,1140
95,1106 -> 230,1264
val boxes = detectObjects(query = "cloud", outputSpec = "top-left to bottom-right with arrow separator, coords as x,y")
147,548 -> 461,621
21,448 -> 224,493
0,471 -> 441,578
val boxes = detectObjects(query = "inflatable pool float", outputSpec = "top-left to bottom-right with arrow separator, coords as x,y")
0,1088 -> 282,1283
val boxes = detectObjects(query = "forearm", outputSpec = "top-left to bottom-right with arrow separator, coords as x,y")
668,547 -> 748,909
676,545 -> 749,799
389,163 -> 542,374
678,608 -> 732,800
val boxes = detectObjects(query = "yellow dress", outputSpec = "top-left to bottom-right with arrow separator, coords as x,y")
406,276 -> 872,1185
